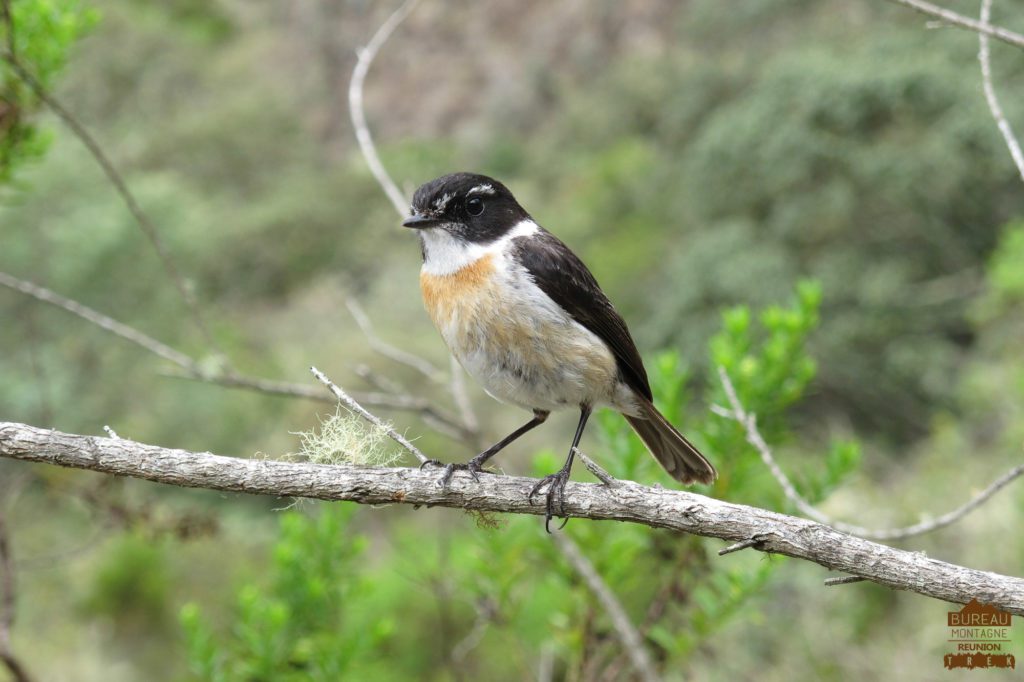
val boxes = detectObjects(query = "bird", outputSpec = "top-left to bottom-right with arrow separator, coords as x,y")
403,172 -> 716,530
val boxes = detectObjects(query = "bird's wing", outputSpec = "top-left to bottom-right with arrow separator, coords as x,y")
512,229 -> 653,401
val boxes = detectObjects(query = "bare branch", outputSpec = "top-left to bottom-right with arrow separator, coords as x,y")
2,271 -> 485,442
347,2 -> 485,453
346,299 -> 446,382
347,304 -> 481,446
348,0 -> 420,217
718,537 -> 763,556
2,421 -> 1022,614
349,371 -> 471,441
552,534 -> 661,682
886,0 -> 1024,50
578,450 -> 621,489
717,367 -> 1024,541
310,366 -> 429,464
167,370 -> 334,402
0,52 -> 222,355
450,598 -> 497,663
824,576 -> 867,587
538,646 -> 555,682
978,0 -> 1024,183
0,271 -> 196,370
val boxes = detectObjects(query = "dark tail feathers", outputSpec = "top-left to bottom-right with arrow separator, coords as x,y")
624,398 -> 716,485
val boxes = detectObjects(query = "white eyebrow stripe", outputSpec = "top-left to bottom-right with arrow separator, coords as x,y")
432,192 -> 454,211
467,184 -> 495,196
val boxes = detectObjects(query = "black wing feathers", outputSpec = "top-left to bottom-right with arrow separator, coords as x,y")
512,230 -> 653,401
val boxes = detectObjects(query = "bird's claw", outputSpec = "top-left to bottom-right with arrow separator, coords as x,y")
529,469 -> 572,533
420,459 -> 483,489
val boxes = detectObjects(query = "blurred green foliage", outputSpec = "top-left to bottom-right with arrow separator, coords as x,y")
0,0 -> 96,181
181,506 -> 392,681
81,532 -> 171,631
2,1 -> 1024,680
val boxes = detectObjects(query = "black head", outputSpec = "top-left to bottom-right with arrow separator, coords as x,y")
403,172 -> 530,244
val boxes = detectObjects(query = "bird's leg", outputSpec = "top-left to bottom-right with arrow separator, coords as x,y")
530,405 -> 592,533
423,410 -> 550,488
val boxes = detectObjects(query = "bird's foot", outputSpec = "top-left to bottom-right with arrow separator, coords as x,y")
420,458 -> 486,489
529,467 -> 573,533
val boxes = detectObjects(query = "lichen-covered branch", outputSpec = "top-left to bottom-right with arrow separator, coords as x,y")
2,421 -> 1022,615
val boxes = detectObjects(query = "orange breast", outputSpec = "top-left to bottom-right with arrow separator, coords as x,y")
419,254 -> 497,327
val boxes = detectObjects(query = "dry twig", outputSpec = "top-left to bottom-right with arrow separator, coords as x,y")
0,50 -> 221,355
553,533 -> 661,682
978,0 -> 1024,183
716,367 -> 1024,541
310,366 -> 429,464
347,299 -> 446,382
886,0 -> 1024,49
0,271 -> 479,424
824,576 -> 867,587
347,0 -> 420,216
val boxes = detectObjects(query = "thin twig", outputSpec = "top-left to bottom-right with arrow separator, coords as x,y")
537,645 -> 555,682
350,369 -> 471,441
718,537 -> 762,556
348,0 -> 420,217
165,370 -> 334,402
347,303 -> 481,445
552,534 -> 661,682
451,598 -> 497,663
0,53 -> 222,356
102,426 -> 120,440
310,366 -> 429,464
978,0 -> 1024,183
578,450 -> 621,488
824,576 -> 867,586
347,3 -> 486,451
886,0 -> 1024,50
354,363 -> 407,396
347,299 -> 445,382
0,271 -> 196,370
717,367 -> 1024,541
2,270 -> 486,439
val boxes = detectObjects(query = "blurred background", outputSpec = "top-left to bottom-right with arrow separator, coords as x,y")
2,0 -> 1024,679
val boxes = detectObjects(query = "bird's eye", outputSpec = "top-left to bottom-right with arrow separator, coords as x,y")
466,197 -> 485,217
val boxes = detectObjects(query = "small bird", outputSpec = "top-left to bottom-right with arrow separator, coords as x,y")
404,173 -> 716,530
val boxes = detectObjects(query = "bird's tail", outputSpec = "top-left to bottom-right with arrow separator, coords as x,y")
624,398 -> 716,485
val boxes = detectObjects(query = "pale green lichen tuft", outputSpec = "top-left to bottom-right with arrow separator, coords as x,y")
295,408 -> 401,467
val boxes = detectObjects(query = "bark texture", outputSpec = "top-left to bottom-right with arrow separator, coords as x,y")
2,421 -> 1022,615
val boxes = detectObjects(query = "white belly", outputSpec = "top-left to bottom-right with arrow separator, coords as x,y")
420,251 -> 638,414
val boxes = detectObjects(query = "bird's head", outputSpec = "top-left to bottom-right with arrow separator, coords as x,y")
403,172 -> 530,245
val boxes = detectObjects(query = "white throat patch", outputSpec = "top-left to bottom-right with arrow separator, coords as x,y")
420,220 -> 539,276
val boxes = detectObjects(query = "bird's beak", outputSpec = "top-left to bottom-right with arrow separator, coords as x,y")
402,213 -> 440,229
